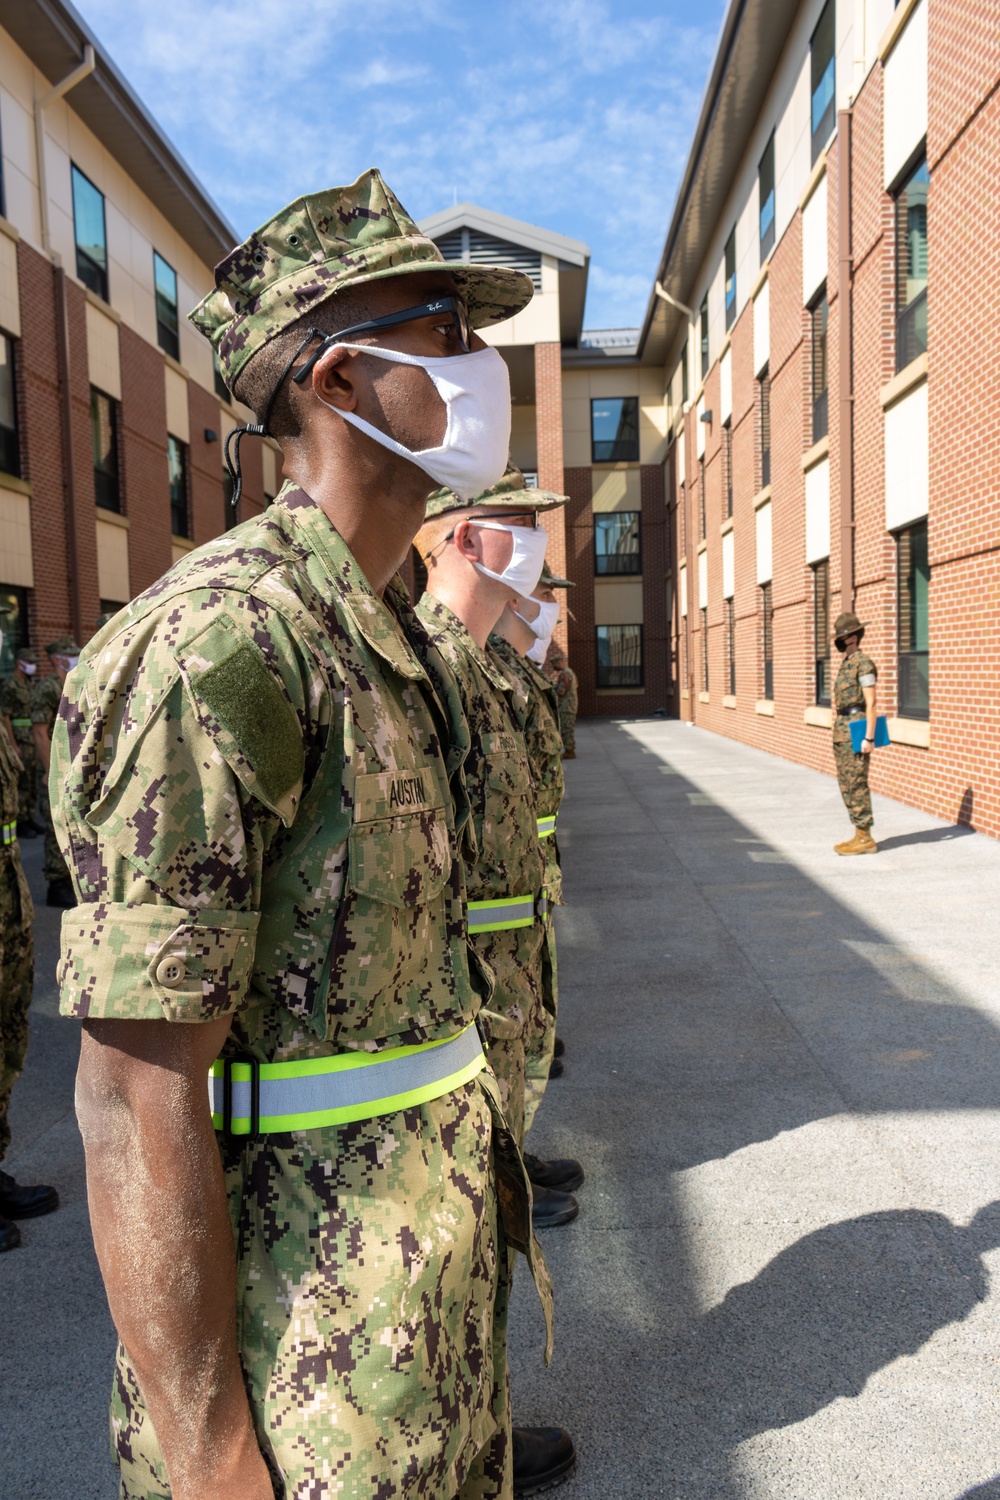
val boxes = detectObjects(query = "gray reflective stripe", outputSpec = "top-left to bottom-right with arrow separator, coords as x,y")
209,1024 -> 485,1128
537,815 -> 557,838
467,895 -> 535,932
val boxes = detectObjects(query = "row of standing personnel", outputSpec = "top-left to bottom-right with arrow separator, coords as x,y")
32,168 -> 587,1500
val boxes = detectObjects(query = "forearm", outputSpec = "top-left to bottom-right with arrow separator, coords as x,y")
863,686 -> 876,737
77,1021 -> 270,1499
33,725 -> 50,775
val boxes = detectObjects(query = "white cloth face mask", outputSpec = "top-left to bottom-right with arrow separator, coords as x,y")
17,661 -> 37,676
316,342 -> 511,501
526,633 -> 553,666
468,520 -> 549,596
514,597 -> 560,641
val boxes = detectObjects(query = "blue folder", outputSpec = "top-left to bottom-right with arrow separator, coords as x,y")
850,715 -> 891,752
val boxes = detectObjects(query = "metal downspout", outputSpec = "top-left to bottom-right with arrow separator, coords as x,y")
34,45 -> 96,645
838,106 -> 855,610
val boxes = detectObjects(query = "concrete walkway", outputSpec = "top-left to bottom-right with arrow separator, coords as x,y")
4,720 -> 1000,1497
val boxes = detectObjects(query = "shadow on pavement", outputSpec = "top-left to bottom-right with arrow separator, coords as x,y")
875,823 -> 977,851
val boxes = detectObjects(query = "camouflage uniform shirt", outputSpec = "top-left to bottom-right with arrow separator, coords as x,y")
52,485 -> 541,1500
0,673 -> 34,751
489,637 -> 564,906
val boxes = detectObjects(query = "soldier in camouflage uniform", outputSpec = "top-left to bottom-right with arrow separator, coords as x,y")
32,637 -> 78,907
0,628 -> 58,1252
53,170 -> 553,1500
0,647 -> 42,838
414,468 -> 577,1495
831,611 -> 879,855
545,645 -> 578,759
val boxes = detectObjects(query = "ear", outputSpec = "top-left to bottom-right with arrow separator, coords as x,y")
451,516 -> 482,563
311,344 -> 361,413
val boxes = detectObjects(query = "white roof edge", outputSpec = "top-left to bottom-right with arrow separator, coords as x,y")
418,202 -> 589,267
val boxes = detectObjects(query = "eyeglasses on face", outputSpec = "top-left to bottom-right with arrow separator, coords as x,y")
445,511 -> 540,542
292,295 -> 472,386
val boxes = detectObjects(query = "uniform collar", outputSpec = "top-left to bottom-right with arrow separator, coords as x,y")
420,597 -> 511,692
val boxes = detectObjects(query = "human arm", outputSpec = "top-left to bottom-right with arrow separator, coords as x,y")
76,1013 -> 274,1500
33,721 -> 50,775
1,713 -> 22,765
861,682 -> 877,754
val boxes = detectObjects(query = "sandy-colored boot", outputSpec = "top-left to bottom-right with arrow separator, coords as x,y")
835,826 -> 877,855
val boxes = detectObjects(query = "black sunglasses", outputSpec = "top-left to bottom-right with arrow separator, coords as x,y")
292,295 -> 472,387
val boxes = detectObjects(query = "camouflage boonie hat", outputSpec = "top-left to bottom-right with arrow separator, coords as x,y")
190,168 -> 534,395
540,564 -> 575,589
46,636 -> 80,657
424,464 -> 568,521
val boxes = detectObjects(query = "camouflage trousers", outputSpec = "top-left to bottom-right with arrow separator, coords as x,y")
113,1078 -> 518,1500
524,918 -> 558,1137
0,855 -> 34,1161
14,739 -> 38,824
557,700 -> 576,756
834,735 -> 873,829
40,778 -> 70,885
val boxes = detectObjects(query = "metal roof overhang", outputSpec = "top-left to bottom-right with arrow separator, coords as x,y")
637,0 -> 802,369
0,0 -> 238,270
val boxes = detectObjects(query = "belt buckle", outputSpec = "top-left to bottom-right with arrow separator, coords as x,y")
222,1054 -> 260,1141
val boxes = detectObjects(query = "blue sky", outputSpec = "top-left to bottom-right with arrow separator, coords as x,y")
80,0 -> 726,330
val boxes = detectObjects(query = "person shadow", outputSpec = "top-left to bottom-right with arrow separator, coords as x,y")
876,785 -> 976,850
957,1483 -> 1000,1499
667,1201 -> 1000,1450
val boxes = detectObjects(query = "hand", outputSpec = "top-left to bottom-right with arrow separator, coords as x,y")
861,737 -> 873,756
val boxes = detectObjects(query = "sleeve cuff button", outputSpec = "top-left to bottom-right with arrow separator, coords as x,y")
156,957 -> 187,987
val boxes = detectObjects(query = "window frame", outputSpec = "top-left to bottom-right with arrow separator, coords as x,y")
759,132 -> 776,261
726,596 -> 736,697
681,341 -> 690,405
761,580 -> 774,700
0,331 -> 20,479
812,558 -> 831,706
723,419 -> 733,519
897,520 -> 929,720
810,0 -> 836,165
724,228 -> 737,331
700,294 -> 709,380
894,152 -> 929,373
90,386 -> 121,513
810,288 -> 829,443
168,433 -> 191,539
758,365 -> 771,489
71,163 -> 109,302
594,510 -> 642,577
700,606 -> 709,693
153,250 -> 180,362
595,623 -> 644,691
590,395 -> 640,464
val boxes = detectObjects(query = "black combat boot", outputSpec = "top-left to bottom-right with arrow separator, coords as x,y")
46,878 -> 77,909
0,1170 -> 59,1219
512,1426 -> 575,1496
523,1153 -> 584,1193
530,1185 -> 578,1229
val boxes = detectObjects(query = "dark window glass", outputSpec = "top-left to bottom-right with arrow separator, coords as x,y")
594,510 -> 641,575
723,420 -> 733,519
71,164 -> 108,301
99,597 -> 126,619
762,580 -> 774,699
214,349 -> 231,404
679,480 -> 687,553
0,584 -> 28,676
168,435 -> 190,538
596,624 -> 643,689
0,112 -> 6,221
724,229 -> 737,330
759,132 -> 776,260
591,397 -> 639,463
811,292 -> 829,441
895,156 -> 928,371
681,342 -> 689,405
898,520 -> 929,718
811,0 -> 836,163
154,251 -> 180,361
699,456 -> 706,540
0,334 -> 19,477
726,597 -> 736,696
700,295 -> 709,379
91,388 -> 120,512
701,606 -> 709,692
759,366 -> 771,488
813,558 -> 831,704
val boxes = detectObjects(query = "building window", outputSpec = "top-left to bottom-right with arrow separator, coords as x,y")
0,334 -> 20,478
154,251 -> 180,361
699,457 -> 706,540
679,482 -> 687,553
591,396 -> 639,463
594,511 -> 641,575
724,229 -> 737,330
682,341 -> 689,405
596,624 -> 643,689
811,290 -> 829,442
725,597 -> 736,696
895,155 -> 928,372
723,420 -> 733,519
522,472 -> 538,488
700,295 -> 709,380
168,435 -> 190,538
759,365 -> 771,488
71,164 -> 108,301
759,132 -> 776,261
0,584 -> 28,676
810,0 -> 836,164
898,520 -> 929,718
761,580 -> 774,699
91,388 -> 120,512
700,607 -> 709,692
213,349 -> 231,404
813,559 -> 831,704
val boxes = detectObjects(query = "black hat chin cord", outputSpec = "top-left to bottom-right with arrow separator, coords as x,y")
224,423 -> 265,520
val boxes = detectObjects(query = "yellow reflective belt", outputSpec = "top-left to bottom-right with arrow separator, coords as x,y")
536,814 -> 557,839
467,894 -> 536,934
1,821 -> 16,847
209,1023 -> 485,1138
11,718 -> 32,728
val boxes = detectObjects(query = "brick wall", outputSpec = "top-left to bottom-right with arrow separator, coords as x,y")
120,325 -> 172,597
535,340 -> 568,651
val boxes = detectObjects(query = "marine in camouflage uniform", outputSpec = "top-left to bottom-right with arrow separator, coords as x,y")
545,648 -> 578,759
0,648 -> 41,835
32,638 -> 77,903
831,610 -> 879,855
53,170 -> 551,1500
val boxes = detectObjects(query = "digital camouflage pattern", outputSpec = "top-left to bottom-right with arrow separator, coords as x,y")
0,670 -> 39,823
52,483 -> 551,1500
833,649 -> 878,829
424,466 -> 567,523
189,169 -> 534,396
31,671 -> 70,884
489,638 -> 564,1134
414,598 -> 546,1151
0,721 -> 34,1161
549,661 -> 578,757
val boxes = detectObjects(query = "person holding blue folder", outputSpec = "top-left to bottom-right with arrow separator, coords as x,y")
831,611 -> 883,854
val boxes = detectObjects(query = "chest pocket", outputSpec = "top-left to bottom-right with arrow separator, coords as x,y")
482,731 -> 532,801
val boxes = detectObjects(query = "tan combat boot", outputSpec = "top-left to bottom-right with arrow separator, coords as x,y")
835,827 -> 877,855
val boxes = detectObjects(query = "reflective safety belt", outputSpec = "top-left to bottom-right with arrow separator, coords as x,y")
11,718 -> 32,729
1,820 -> 17,848
536,814 -> 557,839
209,1022 -> 486,1139
467,893 -> 541,934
